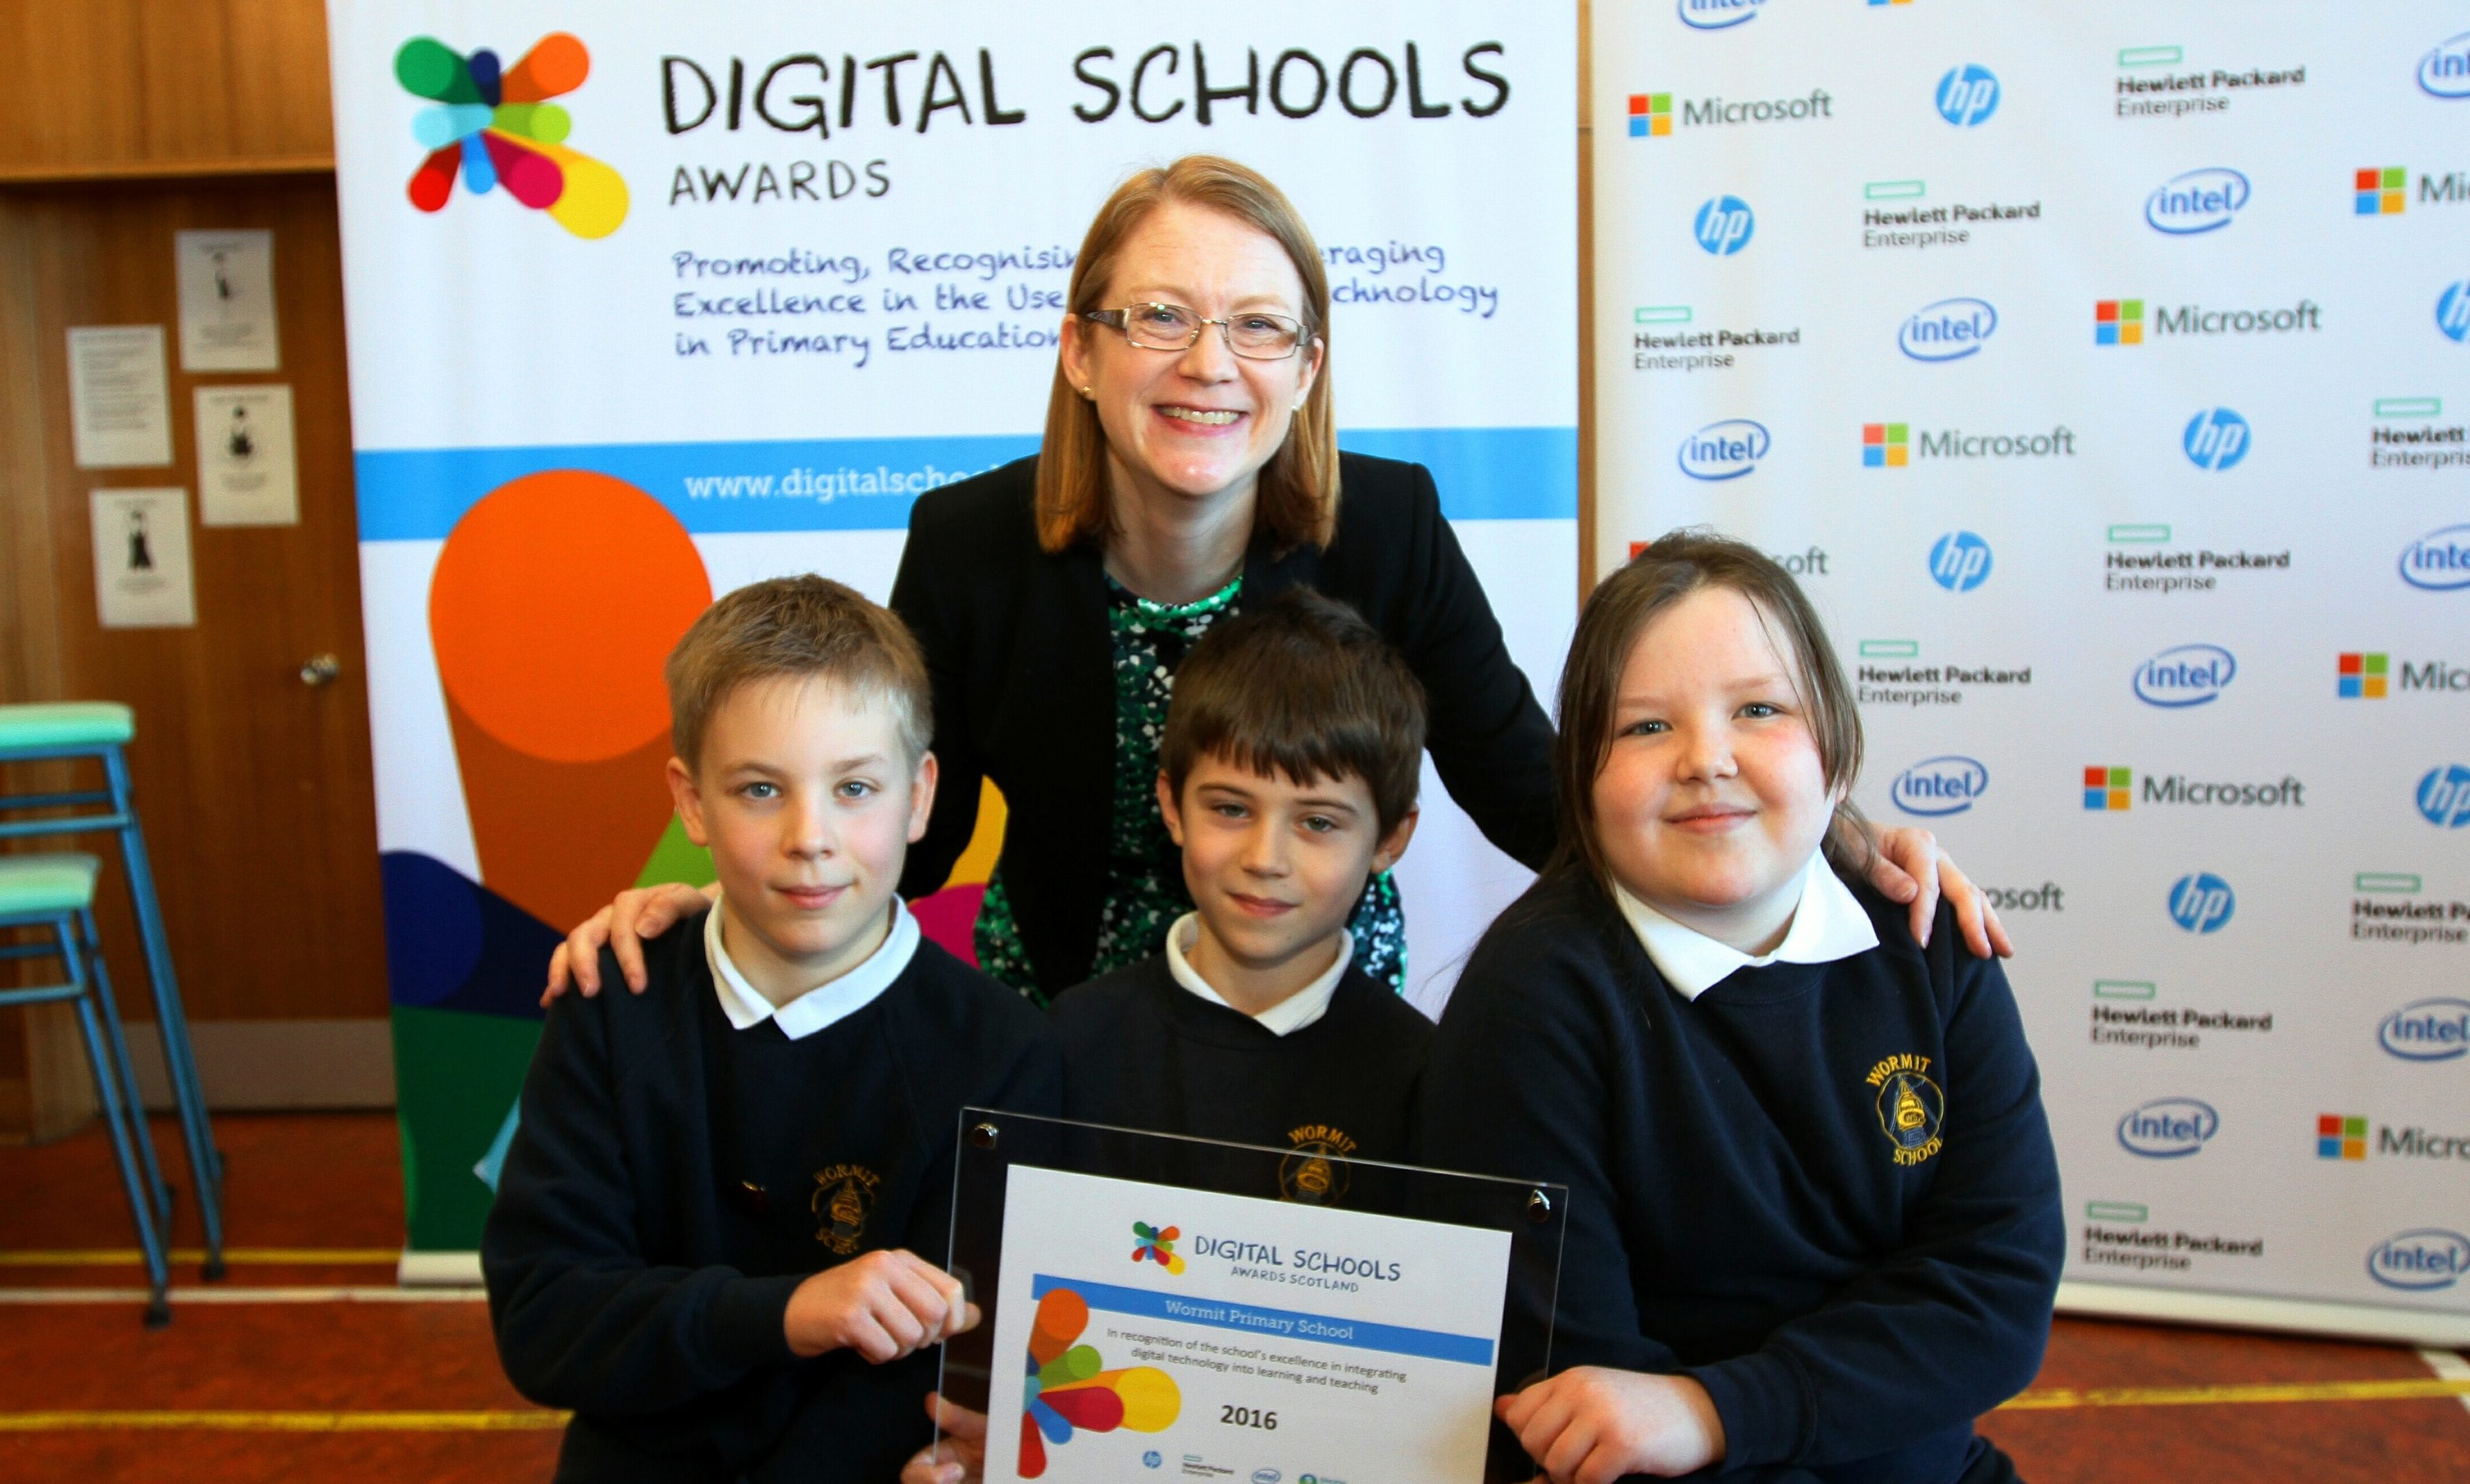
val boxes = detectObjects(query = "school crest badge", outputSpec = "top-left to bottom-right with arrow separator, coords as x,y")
1280,1124 -> 1359,1204
1865,1054 -> 1945,1167
811,1163 -> 883,1255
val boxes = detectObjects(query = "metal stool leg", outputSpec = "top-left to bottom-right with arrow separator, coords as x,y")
102,746 -> 224,1277
58,917 -> 170,1327
81,906 -> 173,1228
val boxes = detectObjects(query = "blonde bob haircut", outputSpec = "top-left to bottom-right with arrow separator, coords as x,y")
1036,155 -> 1339,555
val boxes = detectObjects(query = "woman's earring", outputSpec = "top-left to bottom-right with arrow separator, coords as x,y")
1079,385 -> 1094,399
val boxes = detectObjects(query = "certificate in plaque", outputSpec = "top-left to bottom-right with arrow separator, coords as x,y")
940,1110 -> 1564,1484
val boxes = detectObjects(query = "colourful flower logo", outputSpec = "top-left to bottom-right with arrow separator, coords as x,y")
395,33 -> 628,239
1022,1287 -> 1179,1479
1130,1221 -> 1186,1274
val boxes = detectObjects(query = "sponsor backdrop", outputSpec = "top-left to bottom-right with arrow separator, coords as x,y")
1596,3 -> 2470,1341
325,1 -> 1577,1262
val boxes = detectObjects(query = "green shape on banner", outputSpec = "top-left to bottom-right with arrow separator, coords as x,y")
1864,180 -> 1924,201
2354,872 -> 2421,894
1859,639 -> 1919,659
2093,980 -> 2157,1001
1635,305 -> 1691,325
2116,47 -> 2182,69
393,1005 -> 545,1251
2374,397 -> 2440,418
2106,524 -> 2170,544
2087,1201 -> 2148,1223
634,811 -> 717,890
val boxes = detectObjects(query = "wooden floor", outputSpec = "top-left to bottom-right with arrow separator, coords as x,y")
2,1113 -> 2464,1482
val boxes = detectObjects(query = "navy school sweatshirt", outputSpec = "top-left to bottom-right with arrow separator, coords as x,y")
1420,868 -> 2062,1484
1050,951 -> 1432,1205
482,910 -> 1063,1483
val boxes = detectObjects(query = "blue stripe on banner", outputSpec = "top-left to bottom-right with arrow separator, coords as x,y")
352,427 -> 1574,541
1029,1274 -> 1495,1367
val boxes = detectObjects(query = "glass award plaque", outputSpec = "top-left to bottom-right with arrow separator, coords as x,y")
937,1108 -> 1565,1484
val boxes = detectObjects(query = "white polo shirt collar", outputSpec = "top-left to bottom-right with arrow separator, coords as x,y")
704,892 -> 920,1040
1613,853 -> 1879,1001
1164,912 -> 1350,1037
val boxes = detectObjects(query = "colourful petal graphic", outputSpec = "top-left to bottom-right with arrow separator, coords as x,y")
396,32 -> 627,238
1017,1286 -> 1181,1478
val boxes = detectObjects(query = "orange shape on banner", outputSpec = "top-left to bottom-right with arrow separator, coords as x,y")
430,469 -> 710,764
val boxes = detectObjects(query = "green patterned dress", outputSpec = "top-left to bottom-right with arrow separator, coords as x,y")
974,575 -> 1408,1003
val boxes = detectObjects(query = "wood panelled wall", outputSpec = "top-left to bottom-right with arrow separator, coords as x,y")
0,0 -> 382,1136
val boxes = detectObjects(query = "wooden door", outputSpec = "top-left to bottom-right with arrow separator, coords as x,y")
0,177 -> 388,1125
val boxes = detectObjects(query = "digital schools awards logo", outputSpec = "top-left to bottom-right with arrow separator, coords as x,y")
1695,195 -> 1755,255
1129,1221 -> 1187,1274
1678,419 -> 1769,480
395,33 -> 629,238
1021,1287 -> 1179,1479
1935,65 -> 1999,125
2146,167 -> 2249,234
2167,872 -> 2235,933
1928,531 -> 1991,592
2183,408 -> 2250,470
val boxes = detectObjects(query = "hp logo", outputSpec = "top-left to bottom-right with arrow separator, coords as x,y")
1935,65 -> 1999,126
2167,873 -> 2235,934
2419,764 -> 2470,829
1694,195 -> 1755,256
1928,531 -> 1992,592
2183,408 -> 2250,471
2439,281 -> 2470,344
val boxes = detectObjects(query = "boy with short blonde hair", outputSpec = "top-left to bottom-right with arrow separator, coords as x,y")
485,575 -> 1061,1483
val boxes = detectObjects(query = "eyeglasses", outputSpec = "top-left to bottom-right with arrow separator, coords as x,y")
1081,303 -> 1311,361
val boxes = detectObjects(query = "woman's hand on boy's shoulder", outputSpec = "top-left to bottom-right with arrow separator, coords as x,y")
1496,1366 -> 1725,1483
1862,825 -> 2014,961
539,881 -> 720,1004
900,1394 -> 988,1484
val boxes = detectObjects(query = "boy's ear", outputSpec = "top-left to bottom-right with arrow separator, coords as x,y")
906,750 -> 940,844
1154,771 -> 1187,846
1370,805 -> 1420,875
666,757 -> 709,847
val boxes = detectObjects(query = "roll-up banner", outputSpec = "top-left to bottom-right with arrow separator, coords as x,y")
325,2 -> 1576,1266
1594,2 -> 2470,1344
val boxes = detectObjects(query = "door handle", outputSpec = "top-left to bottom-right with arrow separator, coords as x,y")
299,653 -> 341,686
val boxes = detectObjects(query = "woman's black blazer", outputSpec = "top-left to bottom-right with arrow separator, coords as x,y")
889,451 -> 1557,996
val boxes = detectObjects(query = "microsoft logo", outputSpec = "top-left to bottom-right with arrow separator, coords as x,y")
2357,166 -> 2406,215
1628,93 -> 1672,138
2084,766 -> 2130,811
2318,1114 -> 2367,1161
2095,299 -> 2144,346
2339,652 -> 2389,699
1862,422 -> 1909,468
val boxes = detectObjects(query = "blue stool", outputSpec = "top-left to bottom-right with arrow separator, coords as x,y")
0,703 -> 223,1277
0,853 -> 172,1325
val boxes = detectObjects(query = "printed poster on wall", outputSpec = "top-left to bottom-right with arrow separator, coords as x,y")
1592,2 -> 2469,1342
326,1 -> 1578,1259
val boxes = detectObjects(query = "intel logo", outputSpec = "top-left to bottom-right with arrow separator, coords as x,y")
1892,756 -> 1989,817
2134,643 -> 2236,708
2419,30 -> 2470,98
2420,765 -> 2470,829
2379,997 -> 2470,1061
1253,1472 -> 1283,1484
1898,297 -> 1997,362
2182,407 -> 2251,471
2145,167 -> 2250,235
2167,872 -> 2235,934
1935,64 -> 1999,126
1676,419 -> 1770,481
1678,0 -> 1764,31
2400,524 -> 2470,591
2367,1228 -> 2470,1292
1694,194 -> 1755,255
1928,530 -> 1992,592
2117,1097 -> 2218,1158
